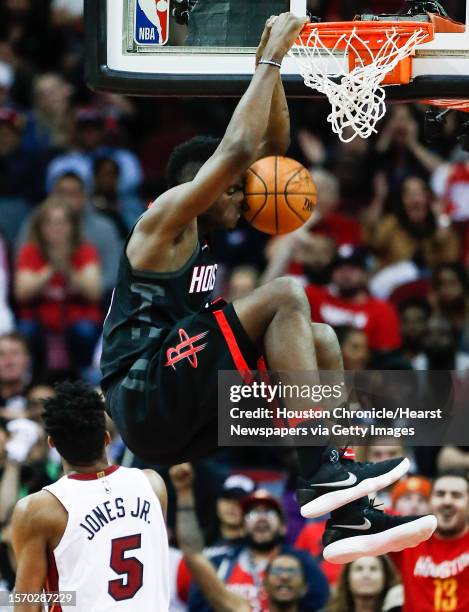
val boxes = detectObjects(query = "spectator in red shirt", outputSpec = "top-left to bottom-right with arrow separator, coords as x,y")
14,197 -> 102,374
390,470 -> 469,612
305,246 -> 401,353
326,555 -> 401,612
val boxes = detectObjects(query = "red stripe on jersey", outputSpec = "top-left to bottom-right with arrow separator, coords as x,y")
213,309 -> 254,384
46,551 -> 63,612
67,465 -> 119,480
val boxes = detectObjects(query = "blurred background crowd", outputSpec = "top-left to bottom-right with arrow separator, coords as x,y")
0,0 -> 469,610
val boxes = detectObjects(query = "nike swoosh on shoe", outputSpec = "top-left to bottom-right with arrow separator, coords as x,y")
331,518 -> 372,531
313,472 -> 358,488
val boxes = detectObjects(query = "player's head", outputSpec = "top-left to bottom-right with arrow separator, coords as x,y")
264,553 -> 307,605
242,491 -> 285,551
166,136 -> 244,230
430,469 -> 469,538
42,381 -> 110,467
331,555 -> 398,611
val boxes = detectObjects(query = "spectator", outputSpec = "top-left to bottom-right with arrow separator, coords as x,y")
225,266 -> 260,302
391,476 -> 432,516
0,333 -> 31,420
24,384 -> 55,421
188,490 -> 329,611
431,159 -> 469,224
398,298 -> 431,367
336,326 -> 370,370
390,469 -> 469,612
184,549 -> 309,612
326,556 -> 401,612
0,108 -> 44,243
22,72 -> 73,155
262,231 -> 336,286
17,172 -> 122,297
430,263 -> 469,352
305,245 -> 401,353
364,175 -> 460,271
0,61 -> 14,109
92,156 -> 144,238
15,197 -> 102,373
413,315 -> 469,371
46,107 -> 143,196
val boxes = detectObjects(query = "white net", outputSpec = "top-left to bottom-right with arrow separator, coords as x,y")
289,25 -> 430,143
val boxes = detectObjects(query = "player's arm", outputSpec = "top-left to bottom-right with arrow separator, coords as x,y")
256,17 -> 290,158
10,493 -> 53,612
136,13 -> 307,241
143,468 -> 168,520
184,550 -> 251,612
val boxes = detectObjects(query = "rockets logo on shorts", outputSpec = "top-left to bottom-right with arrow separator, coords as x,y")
135,0 -> 169,46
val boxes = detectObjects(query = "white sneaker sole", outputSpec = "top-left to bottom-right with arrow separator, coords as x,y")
300,457 -> 410,519
323,514 -> 437,564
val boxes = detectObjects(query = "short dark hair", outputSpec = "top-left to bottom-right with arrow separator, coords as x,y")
54,171 -> 86,190
0,332 -> 30,354
42,381 -> 106,465
166,136 -> 221,188
434,467 -> 469,487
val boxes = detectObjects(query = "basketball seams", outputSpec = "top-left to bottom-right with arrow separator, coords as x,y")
245,167 -> 268,223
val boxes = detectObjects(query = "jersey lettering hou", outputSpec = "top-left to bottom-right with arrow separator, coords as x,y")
43,466 -> 169,611
100,239 -> 217,391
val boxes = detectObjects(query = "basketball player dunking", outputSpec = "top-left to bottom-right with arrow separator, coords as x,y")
100,13 -> 436,562
11,382 -> 169,611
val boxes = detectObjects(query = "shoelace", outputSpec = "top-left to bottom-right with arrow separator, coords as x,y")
368,497 -> 385,513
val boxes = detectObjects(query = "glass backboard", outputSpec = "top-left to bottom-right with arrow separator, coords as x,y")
85,0 -> 469,99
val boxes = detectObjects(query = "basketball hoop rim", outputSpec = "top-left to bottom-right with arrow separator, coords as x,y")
296,20 -> 435,48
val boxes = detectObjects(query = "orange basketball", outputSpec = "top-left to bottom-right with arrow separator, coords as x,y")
243,156 -> 317,235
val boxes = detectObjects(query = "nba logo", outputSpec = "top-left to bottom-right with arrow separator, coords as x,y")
135,0 -> 169,46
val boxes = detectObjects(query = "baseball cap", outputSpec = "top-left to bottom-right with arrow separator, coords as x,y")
219,474 -> 256,500
391,476 -> 432,505
333,244 -> 368,270
241,489 -> 283,516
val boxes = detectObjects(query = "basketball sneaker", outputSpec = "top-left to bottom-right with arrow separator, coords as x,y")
297,449 -> 410,518
322,497 -> 437,564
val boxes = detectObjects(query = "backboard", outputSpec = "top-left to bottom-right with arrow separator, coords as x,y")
85,0 -> 469,100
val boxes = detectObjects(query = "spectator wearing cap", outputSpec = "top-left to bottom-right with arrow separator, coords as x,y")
0,108 -> 45,243
391,476 -> 432,516
205,473 -> 256,553
17,171 -> 122,299
188,490 -> 329,612
305,245 -> 401,353
46,107 -> 143,196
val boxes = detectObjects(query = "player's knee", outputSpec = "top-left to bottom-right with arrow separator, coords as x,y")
312,322 -> 339,349
267,276 -> 309,313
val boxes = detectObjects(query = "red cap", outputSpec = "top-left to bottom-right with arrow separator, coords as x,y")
391,476 -> 432,505
241,489 -> 283,516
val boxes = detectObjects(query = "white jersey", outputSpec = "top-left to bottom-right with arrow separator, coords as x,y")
43,466 -> 169,611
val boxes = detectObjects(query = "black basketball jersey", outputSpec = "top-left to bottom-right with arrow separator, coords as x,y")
100,240 -> 218,391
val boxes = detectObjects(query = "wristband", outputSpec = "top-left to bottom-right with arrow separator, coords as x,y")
259,59 -> 282,69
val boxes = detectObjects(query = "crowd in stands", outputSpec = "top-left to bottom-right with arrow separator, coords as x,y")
0,1 -> 469,610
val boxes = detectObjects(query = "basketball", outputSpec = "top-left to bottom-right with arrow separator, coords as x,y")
243,156 -> 317,235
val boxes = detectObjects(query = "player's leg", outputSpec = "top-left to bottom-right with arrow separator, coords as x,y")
233,278 -> 409,513
233,279 -> 436,562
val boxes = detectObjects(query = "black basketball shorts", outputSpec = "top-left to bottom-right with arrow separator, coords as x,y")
105,301 -> 263,464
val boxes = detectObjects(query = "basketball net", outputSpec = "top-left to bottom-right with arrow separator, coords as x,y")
289,24 -> 431,143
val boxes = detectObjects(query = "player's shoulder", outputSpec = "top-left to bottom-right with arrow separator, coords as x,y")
12,490 -> 64,533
